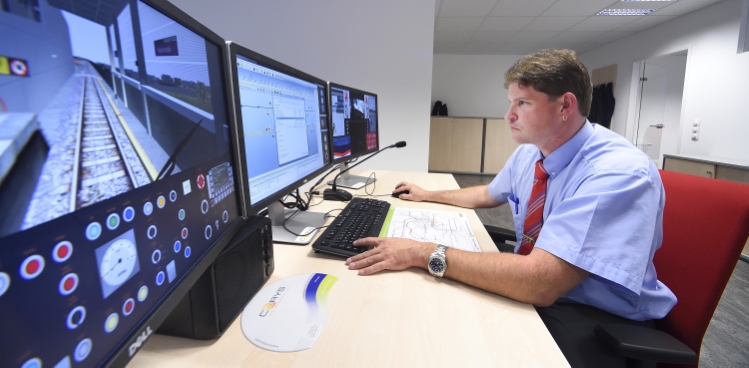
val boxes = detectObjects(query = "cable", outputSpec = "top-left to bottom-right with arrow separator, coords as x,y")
353,172 -> 392,198
281,207 -> 344,236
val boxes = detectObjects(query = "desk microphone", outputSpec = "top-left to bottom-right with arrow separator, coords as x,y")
323,141 -> 407,201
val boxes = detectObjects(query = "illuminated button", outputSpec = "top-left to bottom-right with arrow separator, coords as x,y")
166,260 -> 176,283
178,209 -> 186,221
181,227 -> 188,239
86,222 -> 102,241
156,271 -> 165,285
143,202 -> 153,216
169,190 -> 177,202
106,213 -> 120,230
123,206 -> 135,222
205,225 -> 212,240
21,357 -> 41,368
66,306 -> 86,330
184,246 -> 191,258
201,199 -> 209,214
0,272 -> 9,297
138,285 -> 148,302
222,210 -> 229,223
147,225 -> 158,240
59,273 -> 79,296
173,240 -> 182,253
151,249 -> 161,264
123,298 -> 135,316
52,240 -> 73,263
197,174 -> 206,190
54,356 -> 72,368
20,255 -> 44,280
157,195 -> 166,209
74,338 -> 92,362
104,312 -> 119,333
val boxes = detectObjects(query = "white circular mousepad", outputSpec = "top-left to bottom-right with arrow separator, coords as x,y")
241,273 -> 338,352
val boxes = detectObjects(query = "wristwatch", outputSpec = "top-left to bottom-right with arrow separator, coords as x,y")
428,244 -> 448,277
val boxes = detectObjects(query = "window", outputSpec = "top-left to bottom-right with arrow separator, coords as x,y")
2,0 -> 41,22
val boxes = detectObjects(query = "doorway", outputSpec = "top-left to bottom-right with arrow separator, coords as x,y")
632,50 -> 688,168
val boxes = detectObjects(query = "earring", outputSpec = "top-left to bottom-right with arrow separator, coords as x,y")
562,115 -> 567,121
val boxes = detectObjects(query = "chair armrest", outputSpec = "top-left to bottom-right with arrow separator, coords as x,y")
594,324 -> 698,364
484,225 -> 516,253
484,224 -> 515,243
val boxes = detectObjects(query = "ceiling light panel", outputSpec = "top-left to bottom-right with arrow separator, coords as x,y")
598,8 -> 656,15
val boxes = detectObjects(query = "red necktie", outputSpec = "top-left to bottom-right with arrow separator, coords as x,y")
518,160 -> 549,255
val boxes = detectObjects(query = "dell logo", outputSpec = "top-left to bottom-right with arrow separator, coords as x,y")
129,326 -> 153,357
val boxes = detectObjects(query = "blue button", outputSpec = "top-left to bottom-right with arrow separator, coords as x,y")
156,271 -> 165,286
86,222 -> 101,241
123,207 -> 135,222
174,240 -> 181,253
184,246 -> 191,258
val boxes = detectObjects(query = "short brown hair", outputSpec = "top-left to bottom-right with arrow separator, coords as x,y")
504,49 -> 592,117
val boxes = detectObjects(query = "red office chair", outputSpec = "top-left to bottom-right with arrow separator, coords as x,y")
595,170 -> 749,367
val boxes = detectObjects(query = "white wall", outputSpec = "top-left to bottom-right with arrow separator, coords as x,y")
581,0 -> 749,162
167,0 -> 436,172
431,54 -> 522,118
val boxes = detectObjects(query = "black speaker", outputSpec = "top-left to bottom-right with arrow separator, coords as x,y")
157,215 -> 274,339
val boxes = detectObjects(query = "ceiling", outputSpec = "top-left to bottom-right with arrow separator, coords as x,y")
434,0 -> 725,55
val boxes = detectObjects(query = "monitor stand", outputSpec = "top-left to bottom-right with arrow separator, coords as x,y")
267,202 -> 325,245
327,161 -> 376,189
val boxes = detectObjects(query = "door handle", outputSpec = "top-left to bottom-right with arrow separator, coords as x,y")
706,170 -> 713,178
649,124 -> 664,129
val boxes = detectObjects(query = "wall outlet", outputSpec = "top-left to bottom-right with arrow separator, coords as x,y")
691,118 -> 701,141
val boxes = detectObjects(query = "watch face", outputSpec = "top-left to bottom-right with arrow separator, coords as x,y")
429,258 -> 445,274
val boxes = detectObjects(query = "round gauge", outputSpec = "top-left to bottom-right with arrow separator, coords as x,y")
99,239 -> 137,287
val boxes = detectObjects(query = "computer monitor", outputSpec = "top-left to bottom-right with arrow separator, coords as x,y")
0,0 -> 242,366
227,42 -> 332,244
327,83 -> 379,188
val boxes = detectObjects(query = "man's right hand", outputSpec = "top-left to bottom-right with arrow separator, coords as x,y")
392,181 -> 430,202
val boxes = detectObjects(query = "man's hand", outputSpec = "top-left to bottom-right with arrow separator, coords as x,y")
392,182 -> 430,202
345,237 -> 434,275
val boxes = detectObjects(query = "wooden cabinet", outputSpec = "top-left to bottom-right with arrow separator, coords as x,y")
428,117 -> 484,173
663,157 -> 716,178
483,119 -> 520,174
716,166 -> 749,184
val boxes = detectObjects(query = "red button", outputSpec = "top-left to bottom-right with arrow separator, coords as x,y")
196,174 -> 205,190
26,260 -> 39,275
125,301 -> 133,313
57,246 -> 69,259
64,277 -> 75,291
181,228 -> 188,239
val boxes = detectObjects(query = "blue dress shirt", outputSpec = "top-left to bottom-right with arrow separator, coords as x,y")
488,122 -> 677,320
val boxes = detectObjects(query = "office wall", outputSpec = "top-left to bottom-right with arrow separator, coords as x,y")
167,0 -> 436,172
431,54 -> 522,118
581,0 -> 749,161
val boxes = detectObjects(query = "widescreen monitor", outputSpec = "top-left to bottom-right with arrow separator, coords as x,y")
228,42 -> 331,244
327,83 -> 379,188
0,0 -> 241,366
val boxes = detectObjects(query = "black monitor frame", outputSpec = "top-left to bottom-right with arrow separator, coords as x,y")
0,0 -> 244,366
328,82 -> 380,164
226,42 -> 333,216
97,0 -> 245,366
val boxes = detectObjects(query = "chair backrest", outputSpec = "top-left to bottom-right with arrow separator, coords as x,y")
654,170 -> 749,367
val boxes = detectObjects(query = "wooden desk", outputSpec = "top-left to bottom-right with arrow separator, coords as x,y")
131,170 -> 569,367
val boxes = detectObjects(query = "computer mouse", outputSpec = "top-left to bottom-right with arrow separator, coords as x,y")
392,190 -> 409,198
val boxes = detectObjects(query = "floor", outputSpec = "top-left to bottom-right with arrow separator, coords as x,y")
452,173 -> 749,368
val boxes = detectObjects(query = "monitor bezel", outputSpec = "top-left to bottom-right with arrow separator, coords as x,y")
57,0 -> 245,366
227,41 -> 334,215
327,82 -> 380,164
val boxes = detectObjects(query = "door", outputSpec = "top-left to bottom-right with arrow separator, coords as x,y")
633,52 -> 687,167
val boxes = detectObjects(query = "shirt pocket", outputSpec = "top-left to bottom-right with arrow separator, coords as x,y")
508,193 -> 524,243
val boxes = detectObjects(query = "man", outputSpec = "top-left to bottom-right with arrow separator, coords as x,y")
347,49 -> 677,367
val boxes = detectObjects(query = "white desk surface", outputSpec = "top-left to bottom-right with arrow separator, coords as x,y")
131,170 -> 569,367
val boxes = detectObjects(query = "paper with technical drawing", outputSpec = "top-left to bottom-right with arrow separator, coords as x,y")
380,208 -> 481,252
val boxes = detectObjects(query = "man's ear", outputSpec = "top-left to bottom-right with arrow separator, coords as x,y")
560,92 -> 577,116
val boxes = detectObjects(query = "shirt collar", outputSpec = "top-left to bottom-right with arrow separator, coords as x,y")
540,121 -> 595,179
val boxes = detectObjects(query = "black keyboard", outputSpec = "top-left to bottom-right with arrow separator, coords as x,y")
312,197 -> 391,257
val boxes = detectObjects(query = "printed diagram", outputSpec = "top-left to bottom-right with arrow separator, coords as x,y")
386,209 -> 480,252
